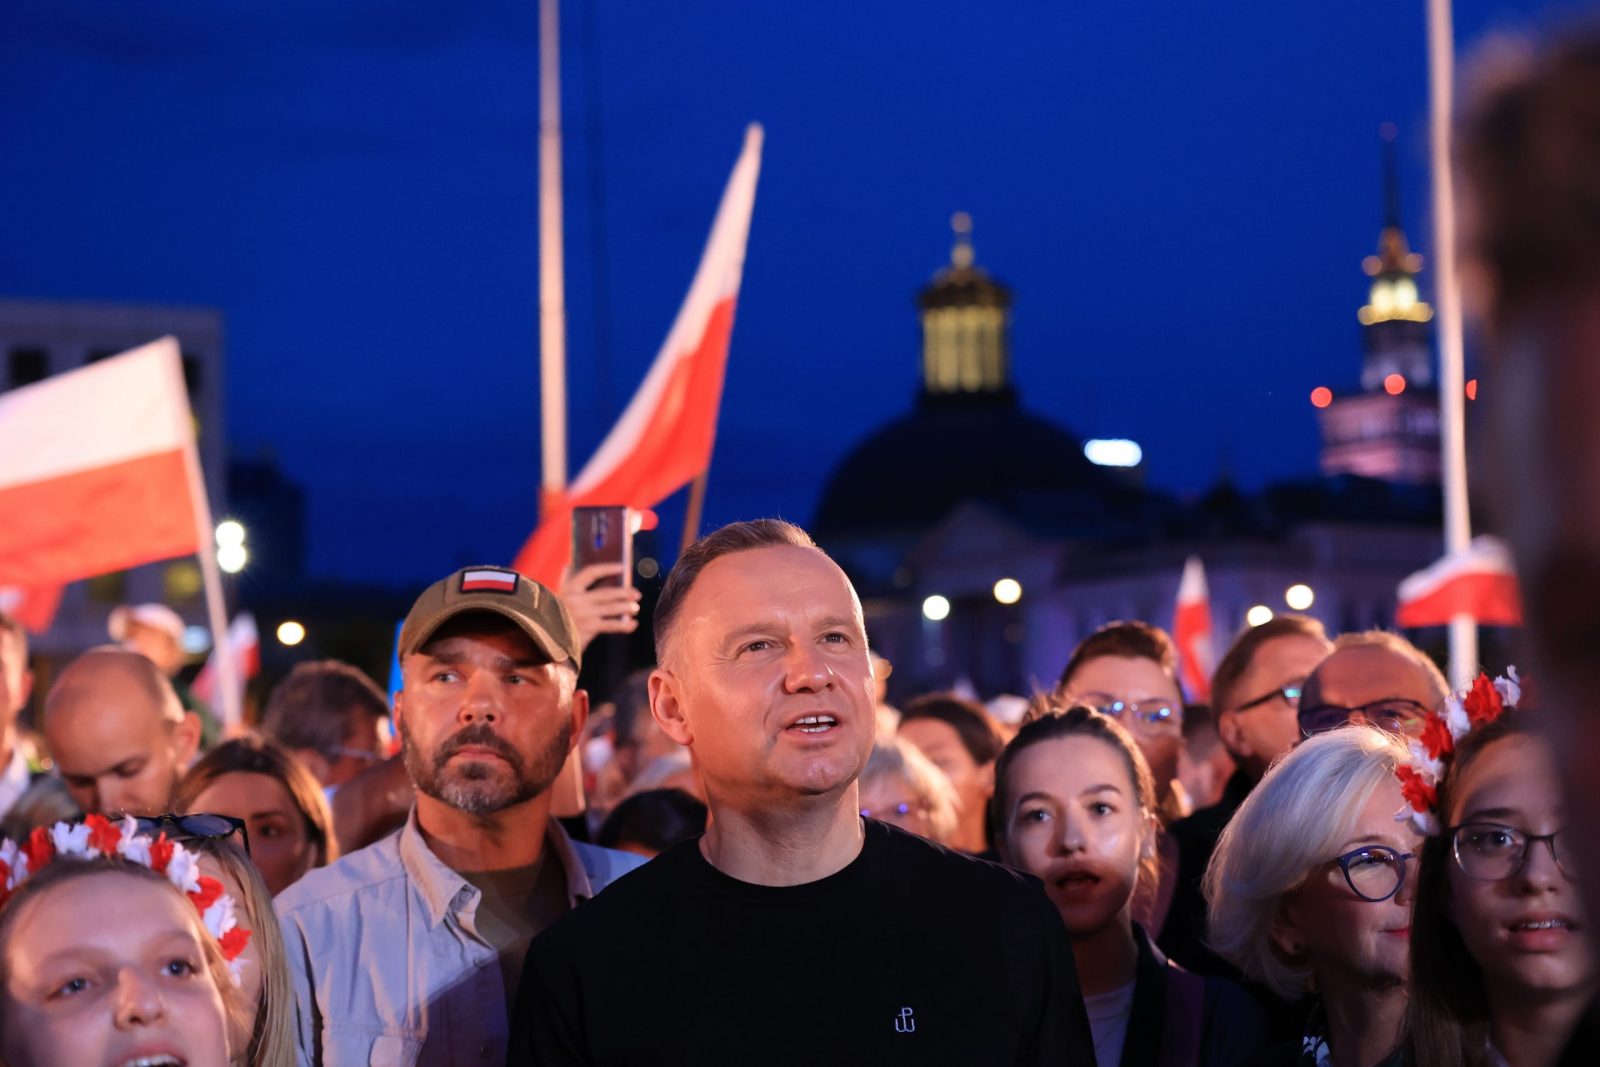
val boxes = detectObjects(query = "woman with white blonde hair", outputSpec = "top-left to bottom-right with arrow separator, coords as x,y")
1205,724 -> 1418,1066
857,737 -> 960,846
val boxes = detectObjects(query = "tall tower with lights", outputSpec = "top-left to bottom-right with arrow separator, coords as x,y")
1315,127 -> 1441,485
918,212 -> 1015,403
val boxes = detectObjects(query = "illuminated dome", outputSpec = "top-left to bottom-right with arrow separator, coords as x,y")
812,216 -> 1158,589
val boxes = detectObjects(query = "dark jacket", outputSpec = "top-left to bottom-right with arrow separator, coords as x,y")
1244,1003 -> 1405,1066
1120,924 -> 1266,1067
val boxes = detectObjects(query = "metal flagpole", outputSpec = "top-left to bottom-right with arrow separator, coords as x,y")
1425,0 -> 1476,685
539,0 -> 587,819
539,0 -> 568,503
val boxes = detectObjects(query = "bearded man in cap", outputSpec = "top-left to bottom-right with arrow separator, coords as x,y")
277,567 -> 644,1067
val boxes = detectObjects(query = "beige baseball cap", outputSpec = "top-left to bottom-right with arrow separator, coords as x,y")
398,567 -> 581,670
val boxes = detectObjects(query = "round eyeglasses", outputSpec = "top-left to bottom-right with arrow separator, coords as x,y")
1451,823 -> 1577,882
1332,844 -> 1413,902
1091,699 -> 1183,732
1232,682 -> 1304,714
1298,698 -> 1431,739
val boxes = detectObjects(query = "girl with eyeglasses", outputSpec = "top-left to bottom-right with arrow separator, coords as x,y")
1205,724 -> 1418,1065
995,706 -> 1265,1066
1407,710 -> 1596,1067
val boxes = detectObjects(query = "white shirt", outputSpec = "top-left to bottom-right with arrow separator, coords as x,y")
0,745 -> 32,820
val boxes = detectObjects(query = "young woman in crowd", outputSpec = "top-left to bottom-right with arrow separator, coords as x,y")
177,735 -> 338,895
0,818 -> 251,1067
995,705 -> 1264,1065
857,736 -> 961,846
1405,678 -> 1596,1067
175,829 -> 297,1067
897,692 -> 1005,853
1205,724 -> 1417,1066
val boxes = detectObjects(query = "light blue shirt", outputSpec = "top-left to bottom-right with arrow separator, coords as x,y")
277,810 -> 644,1067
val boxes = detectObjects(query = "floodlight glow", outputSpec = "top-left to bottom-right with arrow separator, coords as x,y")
1285,584 -> 1315,610
277,620 -> 306,647
1084,439 -> 1143,468
215,520 -> 246,547
1246,604 -> 1274,627
217,543 -> 248,574
922,595 -> 951,622
993,578 -> 1022,605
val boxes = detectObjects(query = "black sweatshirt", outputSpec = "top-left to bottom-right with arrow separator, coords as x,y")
509,819 -> 1095,1066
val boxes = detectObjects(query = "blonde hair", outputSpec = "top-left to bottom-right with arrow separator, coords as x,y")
1203,725 -> 1411,999
181,837 -> 296,1067
860,737 -> 961,845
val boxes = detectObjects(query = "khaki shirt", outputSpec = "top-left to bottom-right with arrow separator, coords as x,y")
277,811 -> 644,1067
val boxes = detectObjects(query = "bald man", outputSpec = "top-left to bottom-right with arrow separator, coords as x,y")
1295,631 -> 1448,740
43,649 -> 201,816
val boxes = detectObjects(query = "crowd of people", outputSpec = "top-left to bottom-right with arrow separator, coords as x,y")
0,24 -> 1596,1067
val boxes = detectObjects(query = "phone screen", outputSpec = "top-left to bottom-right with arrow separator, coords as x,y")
570,506 -> 634,589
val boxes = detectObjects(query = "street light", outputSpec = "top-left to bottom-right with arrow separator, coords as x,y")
1246,605 -> 1274,627
276,620 -> 306,647
215,520 -> 248,575
993,578 -> 1022,605
1285,584 -> 1315,610
922,595 -> 951,622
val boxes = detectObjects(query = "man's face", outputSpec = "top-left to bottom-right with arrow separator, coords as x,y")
396,618 -> 584,817
0,629 -> 31,729
650,545 -> 875,810
48,699 -> 191,817
1060,655 -> 1185,788
1298,645 -> 1441,737
1217,634 -> 1330,773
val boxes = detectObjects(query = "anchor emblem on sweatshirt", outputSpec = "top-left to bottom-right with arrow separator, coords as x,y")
894,1007 -> 916,1034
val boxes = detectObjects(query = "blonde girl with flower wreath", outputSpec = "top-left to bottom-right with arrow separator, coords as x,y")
1404,673 -> 1598,1067
0,816 -> 253,1067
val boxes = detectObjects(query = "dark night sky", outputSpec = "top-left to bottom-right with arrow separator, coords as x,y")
1,1 -> 1586,587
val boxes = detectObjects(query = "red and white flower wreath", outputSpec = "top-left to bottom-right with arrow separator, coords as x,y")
1394,668 -> 1524,836
0,815 -> 253,980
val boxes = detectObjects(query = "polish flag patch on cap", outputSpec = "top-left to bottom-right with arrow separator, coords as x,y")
460,568 -> 520,594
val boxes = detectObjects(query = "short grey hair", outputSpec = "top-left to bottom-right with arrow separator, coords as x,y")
861,737 -> 960,845
1203,725 -> 1412,999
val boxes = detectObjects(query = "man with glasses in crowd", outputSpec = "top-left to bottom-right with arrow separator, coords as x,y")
1162,613 -> 1333,974
1295,631 -> 1448,741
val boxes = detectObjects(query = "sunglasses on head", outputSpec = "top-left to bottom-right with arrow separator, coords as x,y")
134,812 -> 251,857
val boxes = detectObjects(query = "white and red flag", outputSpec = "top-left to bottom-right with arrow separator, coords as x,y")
513,124 -> 764,584
0,337 -> 202,585
191,613 -> 259,720
1396,535 -> 1523,628
1173,556 -> 1216,702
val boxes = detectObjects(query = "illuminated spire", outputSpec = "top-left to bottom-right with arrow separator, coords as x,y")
951,211 -> 974,269
1359,124 -> 1432,327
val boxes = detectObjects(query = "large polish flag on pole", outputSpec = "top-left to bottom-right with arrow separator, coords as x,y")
1396,535 -> 1523,628
1172,556 -> 1216,702
513,123 -> 765,585
0,337 -> 243,726
0,339 -> 200,583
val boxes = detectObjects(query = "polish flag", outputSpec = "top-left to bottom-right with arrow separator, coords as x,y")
1173,556 -> 1216,702
191,613 -> 260,724
0,584 -> 63,634
0,338 -> 202,586
513,124 -> 765,584
1396,536 -> 1523,628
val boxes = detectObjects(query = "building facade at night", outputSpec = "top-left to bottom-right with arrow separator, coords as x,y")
814,211 -> 1450,701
